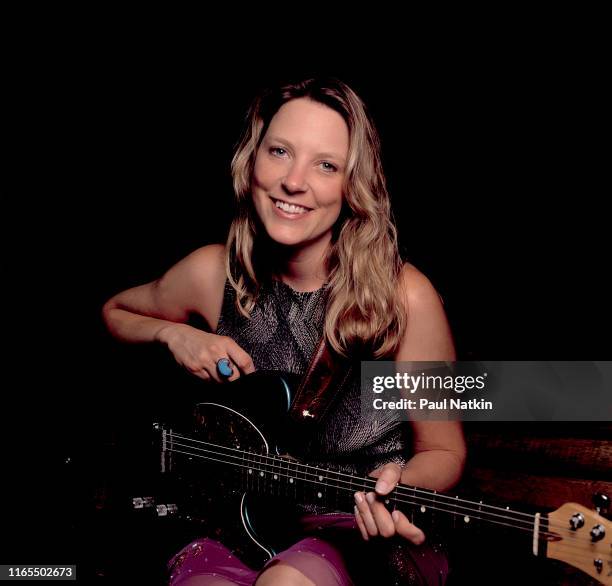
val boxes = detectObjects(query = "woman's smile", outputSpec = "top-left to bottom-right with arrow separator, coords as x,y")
270,196 -> 313,219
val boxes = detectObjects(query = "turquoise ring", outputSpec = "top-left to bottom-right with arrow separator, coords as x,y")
216,358 -> 234,378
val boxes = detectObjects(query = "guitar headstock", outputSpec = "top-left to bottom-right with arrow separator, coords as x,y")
547,501 -> 611,584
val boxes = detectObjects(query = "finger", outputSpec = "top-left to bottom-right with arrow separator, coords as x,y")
202,361 -> 224,384
354,506 -> 369,541
226,365 -> 240,382
207,354 -> 235,383
217,357 -> 239,383
354,492 -> 378,536
374,463 -> 402,495
366,492 -> 396,538
188,365 -> 215,382
212,354 -> 239,382
391,510 -> 426,545
227,343 -> 256,375
187,356 -> 226,384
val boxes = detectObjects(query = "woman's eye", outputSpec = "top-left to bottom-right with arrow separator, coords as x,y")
321,162 -> 338,173
270,147 -> 287,157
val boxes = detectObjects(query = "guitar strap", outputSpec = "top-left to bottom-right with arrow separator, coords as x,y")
288,336 -> 352,425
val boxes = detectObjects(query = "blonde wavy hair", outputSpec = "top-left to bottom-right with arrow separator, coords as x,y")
226,77 -> 406,359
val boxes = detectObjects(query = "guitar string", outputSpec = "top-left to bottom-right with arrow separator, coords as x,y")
170,432 -> 535,519
168,432 -> 587,535
168,433 -> 603,539
166,441 -> 591,544
167,445 -> 607,561
165,436 -> 601,541
169,445 -> 536,533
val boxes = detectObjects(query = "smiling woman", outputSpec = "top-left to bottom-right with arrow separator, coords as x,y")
102,77 -> 465,585
250,99 -> 346,255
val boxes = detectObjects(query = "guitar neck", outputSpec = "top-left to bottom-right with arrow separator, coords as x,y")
181,437 -> 540,541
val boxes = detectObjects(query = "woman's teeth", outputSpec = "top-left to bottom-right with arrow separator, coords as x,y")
275,200 -> 309,214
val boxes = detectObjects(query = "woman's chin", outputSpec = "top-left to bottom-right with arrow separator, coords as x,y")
265,228 -> 307,248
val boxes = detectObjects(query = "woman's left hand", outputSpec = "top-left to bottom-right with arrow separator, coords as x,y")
354,463 -> 425,545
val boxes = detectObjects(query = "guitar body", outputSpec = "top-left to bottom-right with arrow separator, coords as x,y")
162,372 -> 307,570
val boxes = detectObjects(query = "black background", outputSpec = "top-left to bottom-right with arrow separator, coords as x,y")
5,21 -> 609,583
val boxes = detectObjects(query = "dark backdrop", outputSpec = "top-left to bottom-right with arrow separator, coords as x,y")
7,39 -> 609,581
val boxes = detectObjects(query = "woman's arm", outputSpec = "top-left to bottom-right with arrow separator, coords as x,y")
102,244 -> 255,382
354,264 -> 466,542
102,244 -> 226,340
394,263 -> 466,490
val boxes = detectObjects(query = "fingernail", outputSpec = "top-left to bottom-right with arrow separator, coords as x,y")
354,492 -> 363,503
376,480 -> 389,493
392,510 -> 400,522
366,492 -> 375,504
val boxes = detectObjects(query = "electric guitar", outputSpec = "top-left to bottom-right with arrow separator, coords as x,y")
144,372 -> 611,584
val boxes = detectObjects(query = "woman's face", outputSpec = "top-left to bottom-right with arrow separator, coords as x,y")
251,98 -> 349,253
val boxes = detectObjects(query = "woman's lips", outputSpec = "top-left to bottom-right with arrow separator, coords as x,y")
270,197 -> 313,219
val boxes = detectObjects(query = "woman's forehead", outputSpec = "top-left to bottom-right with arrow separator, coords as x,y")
265,98 -> 349,157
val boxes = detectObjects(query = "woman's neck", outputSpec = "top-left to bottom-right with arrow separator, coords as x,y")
272,242 -> 330,293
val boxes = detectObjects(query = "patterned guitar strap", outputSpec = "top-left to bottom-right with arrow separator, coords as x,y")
288,335 -> 352,426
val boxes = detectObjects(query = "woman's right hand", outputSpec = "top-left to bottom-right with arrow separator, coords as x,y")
157,324 -> 255,383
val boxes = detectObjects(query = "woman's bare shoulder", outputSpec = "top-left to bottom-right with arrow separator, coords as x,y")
397,262 -> 440,305
156,243 -> 227,329
181,243 -> 226,279
395,262 -> 455,361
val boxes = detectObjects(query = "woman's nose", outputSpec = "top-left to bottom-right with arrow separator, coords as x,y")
281,163 -> 307,193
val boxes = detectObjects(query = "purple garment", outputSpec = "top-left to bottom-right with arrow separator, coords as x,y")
167,514 -> 449,585
168,535 -> 352,586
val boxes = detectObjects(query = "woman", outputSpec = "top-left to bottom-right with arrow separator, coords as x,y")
103,77 -> 466,585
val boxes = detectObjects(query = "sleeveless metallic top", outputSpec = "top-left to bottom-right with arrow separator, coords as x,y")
216,279 -> 409,476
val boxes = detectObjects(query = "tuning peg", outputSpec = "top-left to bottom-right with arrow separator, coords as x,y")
592,493 -> 609,515
569,512 -> 585,530
590,524 -> 605,542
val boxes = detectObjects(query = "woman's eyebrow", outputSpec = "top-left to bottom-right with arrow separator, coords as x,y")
266,135 -> 346,163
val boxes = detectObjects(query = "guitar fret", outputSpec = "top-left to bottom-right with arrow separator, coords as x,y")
254,450 -> 258,492
454,495 -> 459,531
257,450 -> 261,494
331,468 -> 337,511
241,448 -> 246,492
264,456 -> 274,494
273,456 -> 279,497
256,450 -> 261,492
432,490 -> 437,533
289,460 -> 296,501
345,469 -> 350,512
279,457 -> 286,497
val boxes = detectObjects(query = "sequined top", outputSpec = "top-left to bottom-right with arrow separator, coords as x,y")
216,278 -> 410,476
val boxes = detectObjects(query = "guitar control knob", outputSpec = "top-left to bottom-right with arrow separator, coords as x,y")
592,493 -> 609,515
590,524 -> 605,542
593,558 -> 603,574
569,513 -> 584,530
